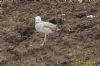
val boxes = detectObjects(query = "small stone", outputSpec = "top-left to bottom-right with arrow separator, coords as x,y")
68,53 -> 73,56
0,56 -> 7,64
0,48 -> 3,52
0,7 -> 3,14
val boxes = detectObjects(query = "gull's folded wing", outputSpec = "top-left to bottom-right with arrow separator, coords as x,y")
43,22 -> 58,31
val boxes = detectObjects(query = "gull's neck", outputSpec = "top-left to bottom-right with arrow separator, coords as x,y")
35,19 -> 42,23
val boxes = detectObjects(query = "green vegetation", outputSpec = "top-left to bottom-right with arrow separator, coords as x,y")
73,62 -> 100,66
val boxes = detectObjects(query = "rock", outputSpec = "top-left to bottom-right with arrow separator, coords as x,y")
0,56 -> 7,65
86,15 -> 95,18
0,7 -> 3,14
75,11 -> 87,18
0,48 -> 3,52
94,31 -> 100,39
49,18 -> 64,25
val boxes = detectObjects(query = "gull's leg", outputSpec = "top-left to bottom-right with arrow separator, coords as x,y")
41,34 -> 47,46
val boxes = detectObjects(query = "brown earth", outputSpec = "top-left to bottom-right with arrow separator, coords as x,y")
0,0 -> 100,66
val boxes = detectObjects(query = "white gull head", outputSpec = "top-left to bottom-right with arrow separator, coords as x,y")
35,16 -> 42,23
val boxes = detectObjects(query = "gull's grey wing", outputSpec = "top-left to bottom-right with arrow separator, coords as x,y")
43,22 -> 58,31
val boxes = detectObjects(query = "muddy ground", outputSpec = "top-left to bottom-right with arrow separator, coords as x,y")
0,0 -> 100,66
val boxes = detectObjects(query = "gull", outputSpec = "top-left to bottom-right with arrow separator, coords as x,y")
35,16 -> 58,46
